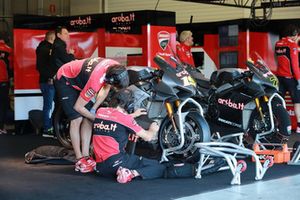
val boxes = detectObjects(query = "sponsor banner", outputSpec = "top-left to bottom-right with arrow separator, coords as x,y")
65,14 -> 104,32
106,11 -> 141,34
14,14 -> 104,31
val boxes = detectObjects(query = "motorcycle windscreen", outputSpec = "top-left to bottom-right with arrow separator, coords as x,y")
217,90 -> 252,129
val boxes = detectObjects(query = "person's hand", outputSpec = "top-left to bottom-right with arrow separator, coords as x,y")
149,122 -> 159,141
68,48 -> 75,54
149,122 -> 159,132
48,78 -> 54,85
297,80 -> 300,90
132,108 -> 147,118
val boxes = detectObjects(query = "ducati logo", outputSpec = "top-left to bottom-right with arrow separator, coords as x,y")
158,31 -> 170,51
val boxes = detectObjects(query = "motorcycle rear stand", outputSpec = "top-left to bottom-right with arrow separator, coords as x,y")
194,141 -> 273,185
288,145 -> 300,165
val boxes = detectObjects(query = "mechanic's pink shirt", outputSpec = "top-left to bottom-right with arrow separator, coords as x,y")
93,107 -> 143,162
56,58 -> 120,102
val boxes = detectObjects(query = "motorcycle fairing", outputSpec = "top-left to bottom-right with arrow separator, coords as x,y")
217,90 -> 254,128
210,68 -> 244,87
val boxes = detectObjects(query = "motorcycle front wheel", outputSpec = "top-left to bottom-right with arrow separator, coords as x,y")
53,105 -> 72,149
158,111 -> 211,162
248,101 -> 291,143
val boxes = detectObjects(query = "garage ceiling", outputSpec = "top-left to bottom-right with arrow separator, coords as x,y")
175,0 -> 300,9
175,0 -> 300,24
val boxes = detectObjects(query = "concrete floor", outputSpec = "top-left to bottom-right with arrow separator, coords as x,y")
176,132 -> 300,200
177,173 -> 300,200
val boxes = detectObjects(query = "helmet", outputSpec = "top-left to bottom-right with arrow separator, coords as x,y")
105,65 -> 129,89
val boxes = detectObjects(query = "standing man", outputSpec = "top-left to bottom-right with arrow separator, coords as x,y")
275,25 -> 300,133
0,33 -> 12,134
54,57 -> 134,173
36,31 -> 56,137
51,26 -> 75,72
176,30 -> 195,67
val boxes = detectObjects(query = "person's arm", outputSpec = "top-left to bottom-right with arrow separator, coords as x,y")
91,84 -> 111,111
290,43 -> 300,80
130,108 -> 147,118
56,44 -> 75,63
135,122 -> 159,142
176,43 -> 185,64
73,96 -> 95,121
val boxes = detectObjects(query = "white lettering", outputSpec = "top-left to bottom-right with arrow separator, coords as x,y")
94,121 -> 118,132
70,16 -> 92,27
218,98 -> 244,110
111,13 -> 135,23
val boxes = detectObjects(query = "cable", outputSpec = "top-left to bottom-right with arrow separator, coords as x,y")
155,0 -> 160,10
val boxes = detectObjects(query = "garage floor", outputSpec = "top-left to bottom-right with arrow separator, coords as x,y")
0,133 -> 300,200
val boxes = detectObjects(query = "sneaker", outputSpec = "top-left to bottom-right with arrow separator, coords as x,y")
86,156 -> 96,168
116,167 -> 134,184
296,127 -> 300,134
75,157 -> 94,173
42,127 -> 54,138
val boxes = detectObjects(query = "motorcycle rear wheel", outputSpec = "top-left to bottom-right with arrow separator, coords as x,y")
53,105 -> 72,149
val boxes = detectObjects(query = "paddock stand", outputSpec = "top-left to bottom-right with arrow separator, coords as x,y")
194,142 -> 274,185
288,142 -> 300,165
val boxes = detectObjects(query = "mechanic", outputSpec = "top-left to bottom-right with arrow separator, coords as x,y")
0,33 -> 13,134
275,24 -> 300,133
176,30 -> 195,67
93,89 -> 197,183
54,57 -> 134,173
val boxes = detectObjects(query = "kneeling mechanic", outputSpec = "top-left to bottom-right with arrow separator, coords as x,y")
92,89 -> 197,183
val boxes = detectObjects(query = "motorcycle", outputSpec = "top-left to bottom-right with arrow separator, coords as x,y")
126,55 -> 211,161
193,52 -> 291,146
53,55 -> 212,162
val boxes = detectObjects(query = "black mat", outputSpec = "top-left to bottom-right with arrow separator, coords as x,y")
1,134 -> 300,200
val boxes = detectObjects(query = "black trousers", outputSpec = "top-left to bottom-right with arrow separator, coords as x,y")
0,82 -> 9,129
96,153 -> 166,180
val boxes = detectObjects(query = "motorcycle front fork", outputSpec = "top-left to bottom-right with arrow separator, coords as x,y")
165,100 -> 181,134
255,96 -> 269,123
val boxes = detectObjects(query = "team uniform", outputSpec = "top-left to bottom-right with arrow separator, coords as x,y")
275,37 -> 300,103
93,107 -> 166,179
0,40 -> 12,133
55,57 -> 119,120
176,42 -> 195,67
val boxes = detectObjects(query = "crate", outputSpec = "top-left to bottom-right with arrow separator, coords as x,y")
252,143 -> 291,164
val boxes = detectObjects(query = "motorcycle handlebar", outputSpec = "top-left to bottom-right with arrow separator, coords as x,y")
152,69 -> 163,78
136,69 -> 162,82
233,70 -> 253,81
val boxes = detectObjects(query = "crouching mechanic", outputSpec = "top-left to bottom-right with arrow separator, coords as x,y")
54,57 -> 130,173
93,89 -> 197,183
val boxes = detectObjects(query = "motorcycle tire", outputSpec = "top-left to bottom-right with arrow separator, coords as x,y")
53,105 -> 72,149
158,111 -> 211,162
248,102 -> 291,143
272,102 -> 291,137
